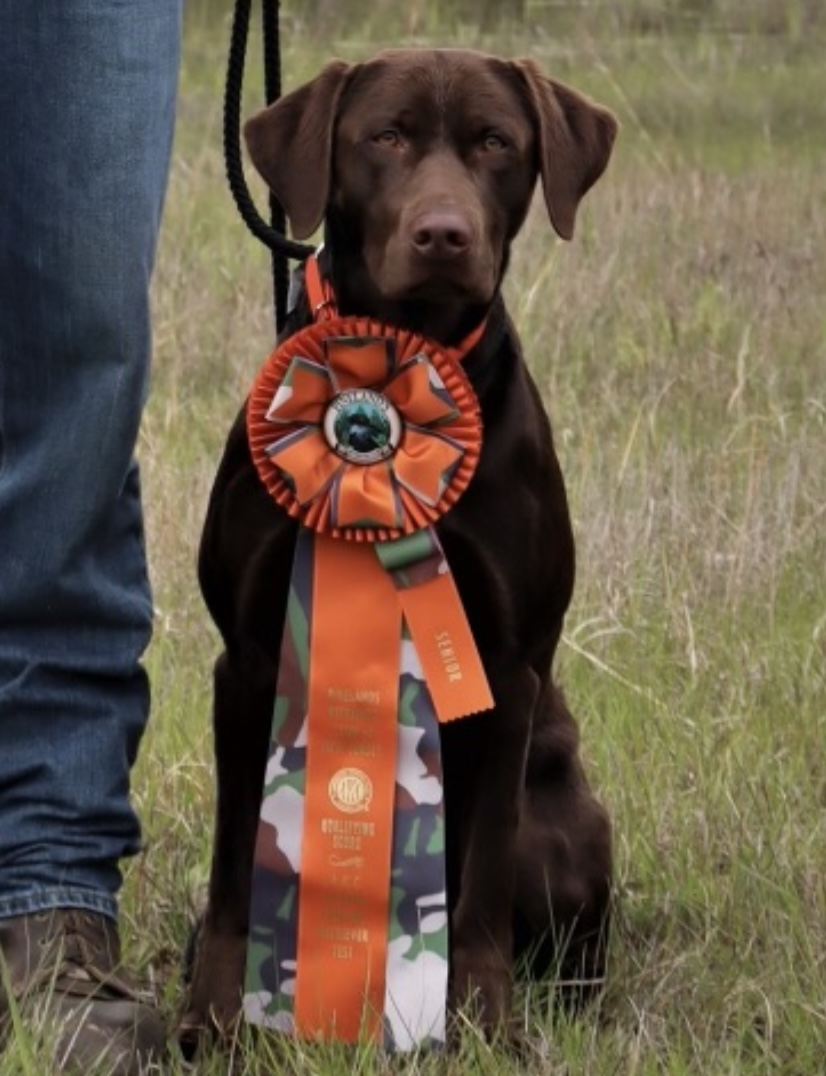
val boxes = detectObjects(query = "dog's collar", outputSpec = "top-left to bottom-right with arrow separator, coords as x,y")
304,252 -> 338,323
303,252 -> 489,363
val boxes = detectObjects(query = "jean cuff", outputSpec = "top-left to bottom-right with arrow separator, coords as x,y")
0,887 -> 117,923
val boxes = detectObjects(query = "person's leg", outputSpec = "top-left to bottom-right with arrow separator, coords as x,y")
0,5 -> 182,1068
0,1 -> 181,919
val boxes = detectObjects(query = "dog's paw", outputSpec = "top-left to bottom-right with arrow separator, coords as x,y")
176,1007 -> 209,1062
178,928 -> 247,1059
177,997 -> 245,1062
449,947 -> 513,1034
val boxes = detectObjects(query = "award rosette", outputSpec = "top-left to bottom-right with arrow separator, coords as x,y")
243,313 -> 493,1050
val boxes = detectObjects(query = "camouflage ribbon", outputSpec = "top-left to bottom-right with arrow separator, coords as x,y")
243,529 -> 450,1049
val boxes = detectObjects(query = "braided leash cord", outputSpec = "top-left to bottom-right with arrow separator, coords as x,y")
225,0 -> 315,331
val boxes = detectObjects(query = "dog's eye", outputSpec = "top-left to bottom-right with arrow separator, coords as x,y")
373,129 -> 402,147
481,132 -> 508,152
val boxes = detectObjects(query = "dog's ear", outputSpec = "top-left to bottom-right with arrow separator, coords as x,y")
244,60 -> 353,240
514,60 -> 618,240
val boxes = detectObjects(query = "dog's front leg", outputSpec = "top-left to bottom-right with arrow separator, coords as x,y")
445,663 -> 537,1031
179,647 -> 275,1052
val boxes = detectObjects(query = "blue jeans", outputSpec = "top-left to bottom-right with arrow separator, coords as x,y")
0,2 -> 182,921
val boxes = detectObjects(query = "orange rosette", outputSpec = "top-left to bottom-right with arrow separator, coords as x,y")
247,316 -> 482,542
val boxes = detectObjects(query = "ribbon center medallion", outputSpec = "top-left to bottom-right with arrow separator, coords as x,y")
323,390 -> 402,465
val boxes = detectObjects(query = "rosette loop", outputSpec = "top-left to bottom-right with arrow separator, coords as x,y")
248,317 -> 483,541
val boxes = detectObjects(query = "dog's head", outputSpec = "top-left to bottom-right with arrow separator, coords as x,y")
245,49 -> 617,325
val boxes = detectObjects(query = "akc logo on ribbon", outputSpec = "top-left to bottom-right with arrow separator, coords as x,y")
244,313 -> 493,1051
328,767 -> 373,813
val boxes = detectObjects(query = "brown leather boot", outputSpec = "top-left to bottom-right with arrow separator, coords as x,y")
0,909 -> 166,1074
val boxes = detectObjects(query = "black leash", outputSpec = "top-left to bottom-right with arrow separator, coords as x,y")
225,0 -> 315,332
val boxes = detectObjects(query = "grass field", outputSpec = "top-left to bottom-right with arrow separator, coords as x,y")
8,2 -> 825,1072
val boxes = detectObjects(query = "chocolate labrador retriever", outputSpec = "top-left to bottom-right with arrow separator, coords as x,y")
180,47 -> 617,1048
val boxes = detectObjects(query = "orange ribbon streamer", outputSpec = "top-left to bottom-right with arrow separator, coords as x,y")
294,535 -> 400,1039
396,571 -> 492,722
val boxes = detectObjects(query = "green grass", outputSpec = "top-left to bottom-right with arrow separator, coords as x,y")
6,2 -> 826,1072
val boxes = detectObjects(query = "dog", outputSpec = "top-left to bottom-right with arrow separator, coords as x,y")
180,47 -> 617,1050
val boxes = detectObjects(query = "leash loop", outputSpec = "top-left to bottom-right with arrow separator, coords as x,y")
225,0 -> 315,330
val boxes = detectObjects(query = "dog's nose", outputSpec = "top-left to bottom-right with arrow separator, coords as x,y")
411,210 -> 472,260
